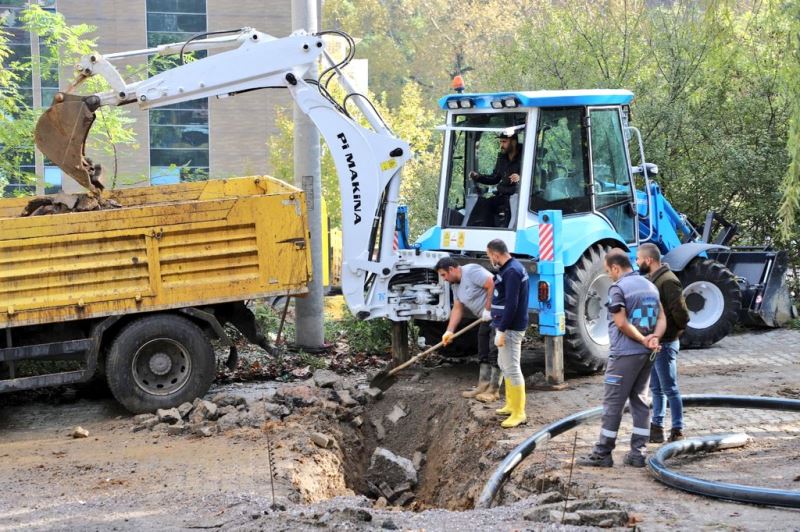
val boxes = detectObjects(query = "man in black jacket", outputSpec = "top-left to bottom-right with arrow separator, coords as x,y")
637,243 -> 690,442
467,129 -> 521,227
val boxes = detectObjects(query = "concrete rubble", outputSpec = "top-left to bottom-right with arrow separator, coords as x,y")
130,376 -> 369,440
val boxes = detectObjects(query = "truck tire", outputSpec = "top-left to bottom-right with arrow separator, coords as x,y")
106,314 -> 216,413
678,259 -> 741,349
564,244 -> 613,374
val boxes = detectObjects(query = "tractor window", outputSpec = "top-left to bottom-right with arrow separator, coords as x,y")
442,112 -> 526,228
590,108 -> 633,209
529,108 -> 591,214
590,108 -> 636,243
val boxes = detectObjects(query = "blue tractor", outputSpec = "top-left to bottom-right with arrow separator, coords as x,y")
413,89 -> 794,373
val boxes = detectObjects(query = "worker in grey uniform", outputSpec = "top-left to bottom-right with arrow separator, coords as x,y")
578,249 -> 666,468
435,257 -> 498,401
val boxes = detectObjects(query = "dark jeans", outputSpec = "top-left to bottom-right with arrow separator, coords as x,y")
650,340 -> 684,430
478,321 -> 499,366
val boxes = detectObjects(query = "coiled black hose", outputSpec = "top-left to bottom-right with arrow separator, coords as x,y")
475,394 -> 800,509
648,432 -> 800,508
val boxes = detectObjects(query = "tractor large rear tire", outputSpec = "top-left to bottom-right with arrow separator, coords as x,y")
678,259 -> 741,349
564,244 -> 613,374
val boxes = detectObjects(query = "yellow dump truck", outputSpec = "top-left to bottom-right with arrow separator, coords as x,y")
0,176 -> 310,412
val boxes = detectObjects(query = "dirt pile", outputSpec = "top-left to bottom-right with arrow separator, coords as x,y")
21,191 -> 121,216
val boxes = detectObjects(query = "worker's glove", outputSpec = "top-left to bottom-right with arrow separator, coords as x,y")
494,330 -> 506,347
441,330 -> 455,346
481,309 -> 492,322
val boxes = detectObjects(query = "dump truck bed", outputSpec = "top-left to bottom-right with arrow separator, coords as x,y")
0,176 -> 311,328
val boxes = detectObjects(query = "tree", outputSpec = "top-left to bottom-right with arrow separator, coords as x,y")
779,1 -> 800,238
0,5 -> 138,195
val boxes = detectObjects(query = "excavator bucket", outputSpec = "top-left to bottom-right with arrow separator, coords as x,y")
34,92 -> 103,194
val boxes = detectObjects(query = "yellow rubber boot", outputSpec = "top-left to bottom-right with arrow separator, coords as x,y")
500,383 -> 527,428
495,377 -> 512,416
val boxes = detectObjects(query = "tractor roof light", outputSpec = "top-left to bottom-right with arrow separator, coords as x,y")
503,97 -> 518,108
491,100 -> 503,109
459,99 -> 473,109
447,100 -> 459,109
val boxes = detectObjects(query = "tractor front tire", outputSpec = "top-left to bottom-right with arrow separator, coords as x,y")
564,244 -> 613,374
678,259 -> 741,349
106,314 -> 216,413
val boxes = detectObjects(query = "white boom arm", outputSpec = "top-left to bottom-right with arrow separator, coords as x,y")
69,28 -> 450,321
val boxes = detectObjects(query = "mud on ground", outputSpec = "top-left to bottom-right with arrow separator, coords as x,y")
1,329 -> 800,530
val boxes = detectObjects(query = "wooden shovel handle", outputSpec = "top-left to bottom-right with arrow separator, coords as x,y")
386,318 -> 484,377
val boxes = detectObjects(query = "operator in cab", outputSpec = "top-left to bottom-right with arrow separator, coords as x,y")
467,128 -> 521,227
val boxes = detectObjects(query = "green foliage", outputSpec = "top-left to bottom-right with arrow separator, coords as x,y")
326,305 -> 392,355
779,0 -> 800,238
0,5 -> 138,193
297,351 -> 328,370
253,301 -> 295,342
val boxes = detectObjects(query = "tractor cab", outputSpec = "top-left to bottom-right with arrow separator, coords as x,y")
420,89 -> 639,258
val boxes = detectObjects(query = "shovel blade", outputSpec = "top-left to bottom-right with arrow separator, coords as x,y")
34,93 -> 102,194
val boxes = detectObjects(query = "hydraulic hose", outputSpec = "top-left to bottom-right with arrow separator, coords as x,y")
475,394 -> 800,509
648,433 -> 800,508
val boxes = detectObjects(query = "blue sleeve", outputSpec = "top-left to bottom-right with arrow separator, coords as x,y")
498,269 -> 521,332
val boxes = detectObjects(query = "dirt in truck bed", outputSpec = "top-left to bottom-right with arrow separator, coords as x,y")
1,329 -> 799,531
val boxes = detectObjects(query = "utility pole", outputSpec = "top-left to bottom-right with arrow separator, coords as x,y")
292,0 -> 325,351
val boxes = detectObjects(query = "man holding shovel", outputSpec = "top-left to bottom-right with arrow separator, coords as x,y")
435,257 -> 499,402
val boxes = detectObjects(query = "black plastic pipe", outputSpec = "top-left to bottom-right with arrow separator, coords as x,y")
475,394 -> 800,509
648,432 -> 800,508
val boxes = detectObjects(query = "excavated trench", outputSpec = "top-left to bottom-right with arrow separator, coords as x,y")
337,367 -> 498,510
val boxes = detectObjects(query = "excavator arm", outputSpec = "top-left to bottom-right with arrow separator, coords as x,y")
35,28 -> 449,321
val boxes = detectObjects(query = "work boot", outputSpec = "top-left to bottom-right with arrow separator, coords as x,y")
476,366 -> 502,403
495,377 -> 512,416
576,452 -> 613,468
500,382 -> 527,428
668,428 -> 685,442
623,452 -> 646,468
649,423 -> 665,444
462,363 -> 491,399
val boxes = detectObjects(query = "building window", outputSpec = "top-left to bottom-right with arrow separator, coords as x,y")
0,1 -> 61,197
146,0 -> 209,185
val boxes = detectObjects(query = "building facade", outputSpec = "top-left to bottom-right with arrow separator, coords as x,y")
2,0 -> 295,195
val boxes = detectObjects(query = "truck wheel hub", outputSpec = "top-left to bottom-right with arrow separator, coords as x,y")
132,338 -> 192,396
149,353 -> 173,375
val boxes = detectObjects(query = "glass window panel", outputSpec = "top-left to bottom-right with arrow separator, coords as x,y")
147,13 -> 205,33
146,0 -> 206,14
442,112 -> 526,228
529,107 -> 592,214
150,108 -> 209,125
150,148 -> 209,168
150,166 -> 181,185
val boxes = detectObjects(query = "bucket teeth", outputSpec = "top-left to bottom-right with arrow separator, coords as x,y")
34,92 -> 103,194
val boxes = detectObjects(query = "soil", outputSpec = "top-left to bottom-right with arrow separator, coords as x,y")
1,329 -> 800,531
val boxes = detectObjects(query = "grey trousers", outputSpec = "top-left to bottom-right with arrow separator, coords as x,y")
593,352 -> 653,457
